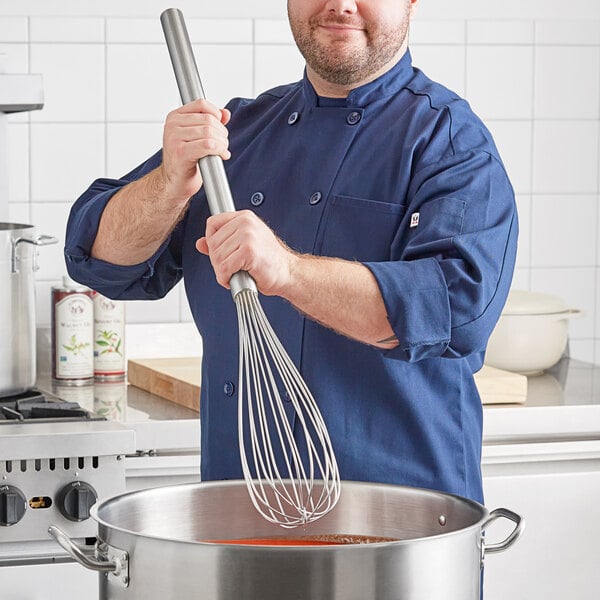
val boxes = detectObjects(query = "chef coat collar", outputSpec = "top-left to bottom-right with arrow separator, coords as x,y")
303,48 -> 414,108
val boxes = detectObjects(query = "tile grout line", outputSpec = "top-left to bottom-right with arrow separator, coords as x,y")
595,44 -> 600,363
528,20 -> 538,291
26,15 -> 32,225
104,17 -> 108,180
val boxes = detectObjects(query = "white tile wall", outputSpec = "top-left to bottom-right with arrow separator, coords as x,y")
466,45 -> 534,120
485,120 -> 533,194
514,195 -> 532,269
533,121 -> 599,194
106,122 -> 163,178
411,45 -> 466,97
0,17 -> 28,43
530,267 -> 596,341
7,122 -> 29,202
29,17 -> 105,43
254,44 -> 304,93
30,43 -> 105,122
30,123 -> 106,201
30,201 -> 72,280
0,41 -> 28,72
531,195 -> 598,267
467,20 -> 534,45
254,19 -> 296,44
534,46 -> 600,120
106,44 -> 179,122
411,20 -> 466,45
1,4 -> 600,364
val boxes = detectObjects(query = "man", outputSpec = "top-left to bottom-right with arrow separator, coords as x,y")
65,0 -> 517,505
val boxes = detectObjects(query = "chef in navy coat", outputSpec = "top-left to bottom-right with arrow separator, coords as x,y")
65,0 -> 517,505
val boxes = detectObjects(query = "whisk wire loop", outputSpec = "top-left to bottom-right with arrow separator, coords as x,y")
236,290 -> 341,527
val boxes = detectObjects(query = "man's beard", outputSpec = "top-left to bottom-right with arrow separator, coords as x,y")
289,9 -> 410,87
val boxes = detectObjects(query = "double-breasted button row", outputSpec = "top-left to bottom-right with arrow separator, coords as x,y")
249,191 -> 323,206
287,110 -> 362,126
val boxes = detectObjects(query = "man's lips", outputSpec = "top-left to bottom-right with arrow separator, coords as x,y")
316,22 -> 365,35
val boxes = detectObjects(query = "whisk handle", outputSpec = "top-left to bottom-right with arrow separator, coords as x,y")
161,8 -> 256,297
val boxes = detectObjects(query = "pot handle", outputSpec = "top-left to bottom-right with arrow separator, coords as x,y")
12,234 -> 58,273
48,525 -> 129,587
481,508 -> 524,555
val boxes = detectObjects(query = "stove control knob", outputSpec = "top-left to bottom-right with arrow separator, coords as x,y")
0,485 -> 27,526
57,481 -> 98,522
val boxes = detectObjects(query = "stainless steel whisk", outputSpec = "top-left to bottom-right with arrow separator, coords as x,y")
161,8 -> 340,528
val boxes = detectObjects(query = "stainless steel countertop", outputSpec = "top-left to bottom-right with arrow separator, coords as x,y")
39,357 -> 600,418
35,372 -> 197,422
33,356 -> 600,450
520,357 -> 600,407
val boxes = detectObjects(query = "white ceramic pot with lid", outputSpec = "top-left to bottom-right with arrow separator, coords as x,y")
485,290 -> 582,375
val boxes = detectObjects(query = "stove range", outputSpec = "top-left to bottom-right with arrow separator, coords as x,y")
0,387 -> 135,566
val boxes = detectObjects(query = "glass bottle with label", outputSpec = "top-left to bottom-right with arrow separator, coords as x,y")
92,291 -> 126,379
51,276 -> 94,383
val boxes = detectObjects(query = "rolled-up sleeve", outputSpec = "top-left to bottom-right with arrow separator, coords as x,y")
365,148 -> 518,362
64,150 -> 185,300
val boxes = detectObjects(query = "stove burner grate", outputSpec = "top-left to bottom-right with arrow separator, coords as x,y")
0,389 -> 104,424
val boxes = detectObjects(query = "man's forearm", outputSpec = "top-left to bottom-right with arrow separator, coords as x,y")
281,254 -> 399,349
90,167 -> 190,266
197,212 -> 399,349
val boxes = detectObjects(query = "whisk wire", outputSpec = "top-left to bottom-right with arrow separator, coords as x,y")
235,290 -> 340,527
237,293 -> 306,520
248,299 -> 313,516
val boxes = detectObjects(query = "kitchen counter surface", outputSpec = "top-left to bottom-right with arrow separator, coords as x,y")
482,358 -> 600,444
38,357 -> 600,451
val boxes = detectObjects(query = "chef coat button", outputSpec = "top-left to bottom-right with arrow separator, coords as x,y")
250,192 -> 264,206
223,381 -> 235,397
347,111 -> 361,125
287,111 -> 300,125
309,191 -> 322,205
283,391 -> 291,403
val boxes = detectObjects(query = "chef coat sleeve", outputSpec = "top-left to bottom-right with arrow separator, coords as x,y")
64,150 -> 185,300
364,149 -> 518,363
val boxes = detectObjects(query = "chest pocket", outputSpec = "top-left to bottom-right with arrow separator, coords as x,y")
404,197 -> 466,258
315,195 -> 406,262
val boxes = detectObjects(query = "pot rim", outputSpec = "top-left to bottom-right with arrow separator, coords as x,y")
90,479 -> 489,549
0,222 -> 34,231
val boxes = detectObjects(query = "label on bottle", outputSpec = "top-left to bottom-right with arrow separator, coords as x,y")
54,293 -> 94,380
93,292 -> 126,377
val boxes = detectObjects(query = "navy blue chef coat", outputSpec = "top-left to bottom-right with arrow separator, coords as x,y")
65,50 -> 517,504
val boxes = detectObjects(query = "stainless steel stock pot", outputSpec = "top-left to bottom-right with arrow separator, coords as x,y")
0,222 -> 56,396
49,480 -> 523,599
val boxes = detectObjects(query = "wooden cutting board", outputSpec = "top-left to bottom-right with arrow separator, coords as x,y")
128,357 -> 201,412
474,365 -> 527,404
127,358 -> 527,410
